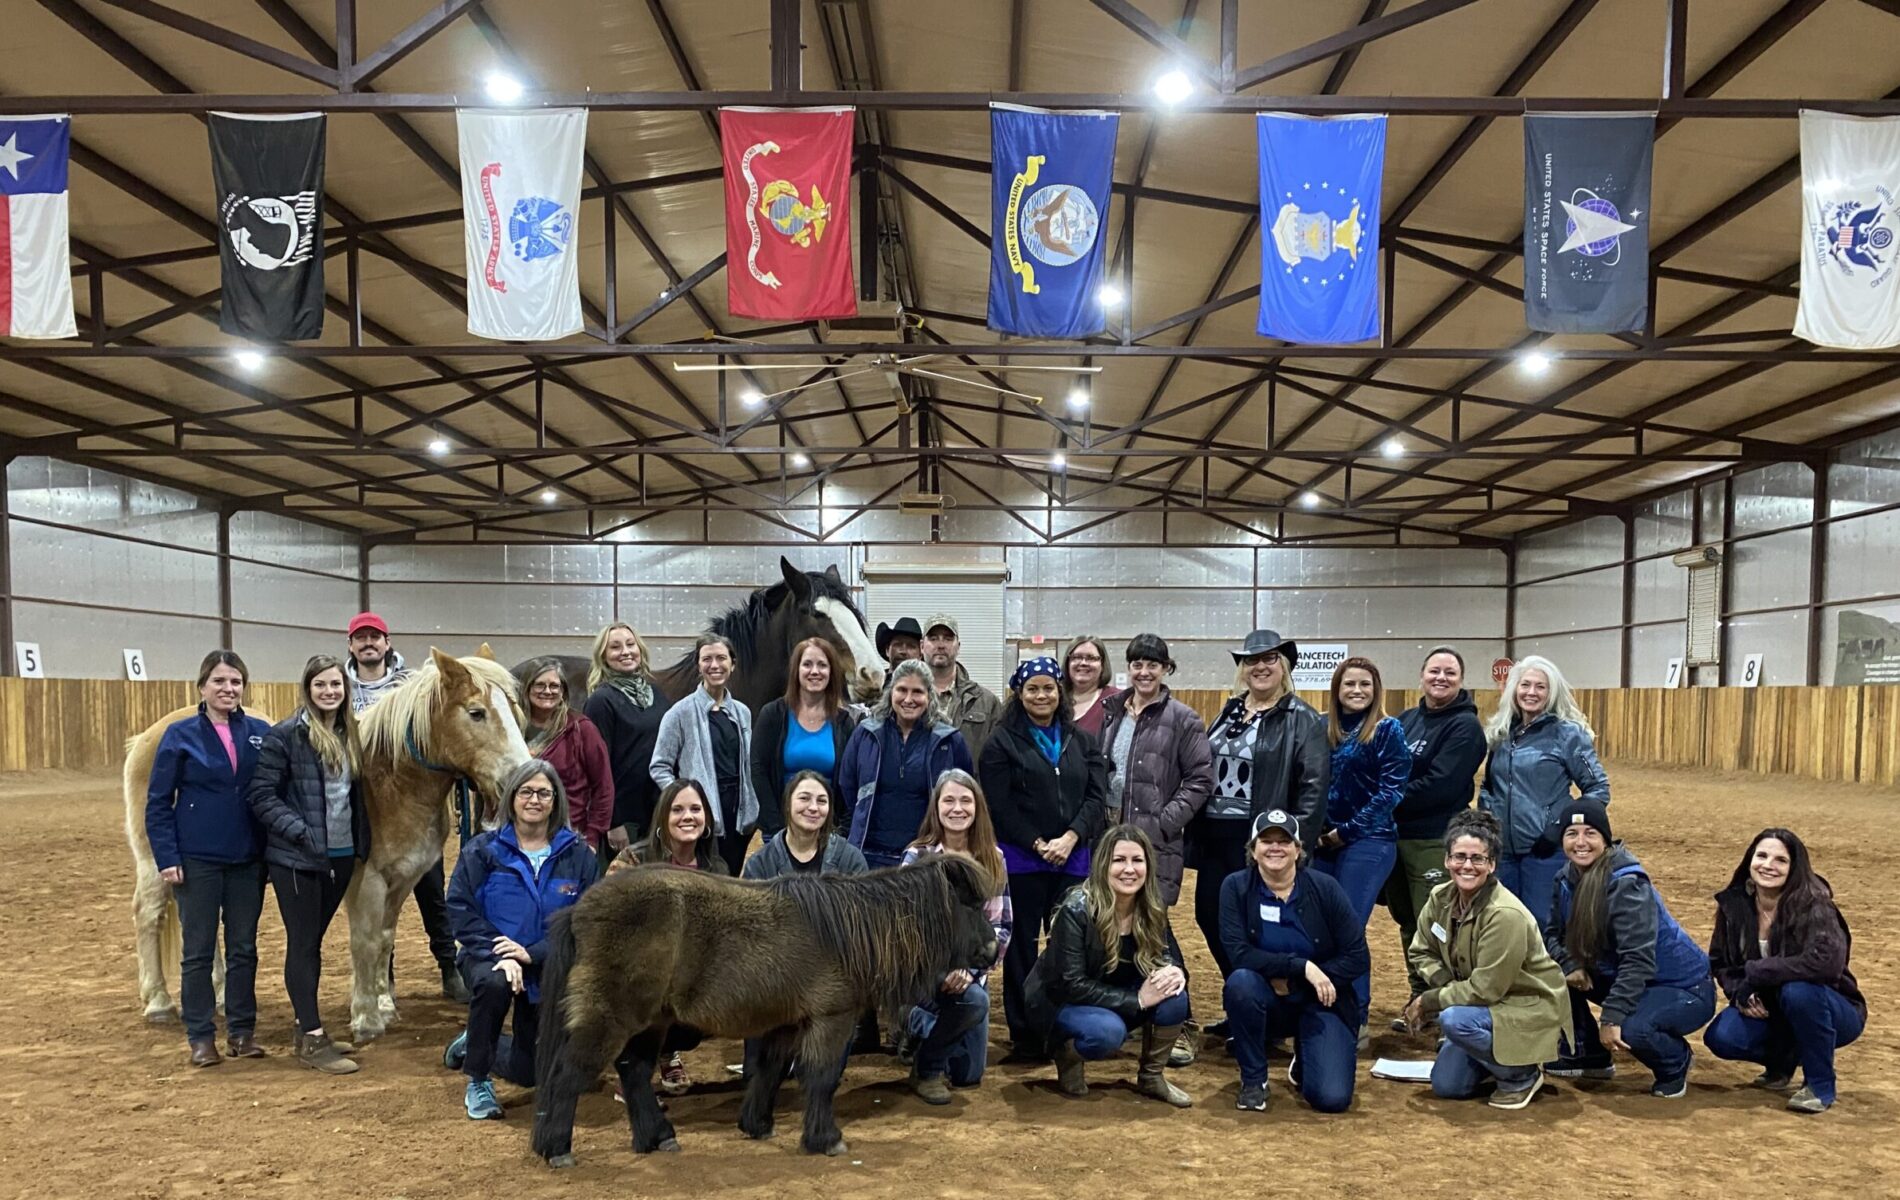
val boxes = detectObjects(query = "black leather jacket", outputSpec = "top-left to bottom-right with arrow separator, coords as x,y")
1022,886 -> 1185,1034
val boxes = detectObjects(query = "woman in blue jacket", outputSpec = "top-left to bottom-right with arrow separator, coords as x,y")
837,659 -> 973,869
443,759 -> 599,1121
144,650 -> 273,1069
1312,656 -> 1407,1038
1540,798 -> 1714,1098
1479,655 -> 1609,929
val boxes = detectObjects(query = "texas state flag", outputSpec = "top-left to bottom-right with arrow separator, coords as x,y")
0,116 -> 77,339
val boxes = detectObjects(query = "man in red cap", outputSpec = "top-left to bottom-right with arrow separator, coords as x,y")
343,612 -> 468,1003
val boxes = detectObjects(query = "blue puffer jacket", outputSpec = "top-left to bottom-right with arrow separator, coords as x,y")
1324,712 -> 1409,843
446,824 -> 598,1001
1478,714 -> 1610,859
836,715 -> 973,850
1544,845 -> 1710,1026
144,704 -> 273,870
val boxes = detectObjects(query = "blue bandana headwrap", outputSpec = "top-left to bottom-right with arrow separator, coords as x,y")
1010,656 -> 1062,691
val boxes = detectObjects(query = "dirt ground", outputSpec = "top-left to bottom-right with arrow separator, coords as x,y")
4,763 -> 1896,1200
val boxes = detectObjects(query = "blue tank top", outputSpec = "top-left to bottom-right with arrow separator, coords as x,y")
782,717 -> 837,779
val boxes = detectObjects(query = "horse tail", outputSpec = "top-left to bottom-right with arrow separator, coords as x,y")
531,906 -> 582,1163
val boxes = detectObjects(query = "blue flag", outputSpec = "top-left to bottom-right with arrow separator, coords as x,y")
1257,114 -> 1385,344
1524,114 -> 1653,334
989,104 -> 1119,339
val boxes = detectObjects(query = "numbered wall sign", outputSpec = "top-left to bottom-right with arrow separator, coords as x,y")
1113,672 -> 1129,688
1740,653 -> 1764,689
123,649 -> 148,682
1663,657 -> 1684,689
15,642 -> 45,679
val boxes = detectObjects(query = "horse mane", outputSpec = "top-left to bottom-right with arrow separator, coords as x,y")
768,856 -> 975,1013
358,653 -> 520,767
664,567 -> 866,677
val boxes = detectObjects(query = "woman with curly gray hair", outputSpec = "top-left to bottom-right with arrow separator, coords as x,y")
835,659 -> 973,869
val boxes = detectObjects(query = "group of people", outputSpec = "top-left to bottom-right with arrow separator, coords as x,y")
142,608 -> 1866,1123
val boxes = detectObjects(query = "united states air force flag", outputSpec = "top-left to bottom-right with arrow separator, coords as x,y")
1795,111 -> 1900,350
1257,114 -> 1384,344
1524,114 -> 1652,334
988,104 -> 1119,339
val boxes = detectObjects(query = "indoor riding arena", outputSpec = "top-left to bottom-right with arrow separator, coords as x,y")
2,1 -> 1899,1198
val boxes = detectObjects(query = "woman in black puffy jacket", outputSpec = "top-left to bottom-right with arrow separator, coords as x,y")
246,654 -> 369,1075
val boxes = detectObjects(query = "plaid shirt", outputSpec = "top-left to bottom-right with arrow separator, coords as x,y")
903,843 -> 1012,972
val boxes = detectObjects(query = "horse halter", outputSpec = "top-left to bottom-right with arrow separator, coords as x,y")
405,721 -> 481,845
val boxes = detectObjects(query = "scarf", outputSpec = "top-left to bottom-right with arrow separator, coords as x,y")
605,672 -> 655,709
1029,720 -> 1062,766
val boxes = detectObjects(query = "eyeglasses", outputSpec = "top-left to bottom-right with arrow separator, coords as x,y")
531,683 -> 564,692
515,787 -> 555,801
1447,852 -> 1492,866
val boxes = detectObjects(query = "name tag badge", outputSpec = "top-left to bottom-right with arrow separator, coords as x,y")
1431,921 -> 1449,943
1260,904 -> 1282,924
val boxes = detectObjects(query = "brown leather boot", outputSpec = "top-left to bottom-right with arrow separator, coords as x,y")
189,1038 -> 222,1068
226,1033 -> 266,1059
1136,1024 -> 1192,1107
297,1032 -> 360,1075
1052,1038 -> 1088,1097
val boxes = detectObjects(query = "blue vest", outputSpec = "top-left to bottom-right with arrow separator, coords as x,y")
1559,863 -> 1708,992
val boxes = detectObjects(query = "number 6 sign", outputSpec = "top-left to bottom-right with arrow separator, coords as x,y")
123,649 -> 148,682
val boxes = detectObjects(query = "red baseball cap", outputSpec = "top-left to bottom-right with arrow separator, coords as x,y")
347,612 -> 389,637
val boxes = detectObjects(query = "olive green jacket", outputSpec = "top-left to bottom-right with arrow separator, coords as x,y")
1407,878 -> 1573,1066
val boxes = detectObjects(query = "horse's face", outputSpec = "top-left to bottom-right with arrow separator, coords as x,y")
428,648 -> 532,816
776,558 -> 886,702
938,856 -> 1001,973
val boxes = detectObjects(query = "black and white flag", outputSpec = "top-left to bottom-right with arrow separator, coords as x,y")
210,111 -> 326,340
1523,113 -> 1653,334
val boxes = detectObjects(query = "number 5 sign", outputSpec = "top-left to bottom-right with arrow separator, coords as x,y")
123,649 -> 148,682
15,642 -> 45,678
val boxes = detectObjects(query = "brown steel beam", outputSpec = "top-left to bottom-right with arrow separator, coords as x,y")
349,0 -> 483,89
1234,0 -> 1484,91
91,0 -> 339,86
1086,0 -> 1219,86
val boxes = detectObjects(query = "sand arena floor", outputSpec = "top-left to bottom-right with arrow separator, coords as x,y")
3,762 -> 1896,1200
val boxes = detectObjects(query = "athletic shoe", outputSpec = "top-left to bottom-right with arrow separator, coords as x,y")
1205,1019 -> 1230,1040
1235,1082 -> 1268,1112
1356,1024 -> 1369,1052
1487,1071 -> 1544,1110
1750,1070 -> 1797,1093
443,1030 -> 468,1071
1650,1073 -> 1689,1099
1545,1056 -> 1615,1081
1169,1028 -> 1198,1068
1787,1086 -> 1830,1114
658,1051 -> 690,1095
464,1079 -> 503,1120
1389,1016 -> 1409,1034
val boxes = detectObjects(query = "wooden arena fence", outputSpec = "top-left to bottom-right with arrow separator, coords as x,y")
0,678 -> 1894,786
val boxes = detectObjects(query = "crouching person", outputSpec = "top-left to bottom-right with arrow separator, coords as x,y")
443,760 -> 599,1120
1022,824 -> 1193,1107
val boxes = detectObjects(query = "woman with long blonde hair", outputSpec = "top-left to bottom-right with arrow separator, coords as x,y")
582,622 -> 672,858
1478,655 -> 1609,929
1021,824 -> 1193,1107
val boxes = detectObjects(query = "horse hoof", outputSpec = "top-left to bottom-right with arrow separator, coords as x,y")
657,1138 -> 681,1153
143,1007 -> 178,1025
547,1154 -> 576,1170
824,1140 -> 848,1157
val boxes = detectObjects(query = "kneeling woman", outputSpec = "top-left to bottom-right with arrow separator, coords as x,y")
743,770 -> 869,880
900,769 -> 1013,1102
1219,809 -> 1369,1113
444,760 -> 599,1120
1541,798 -> 1714,1097
1703,828 -> 1866,1113
1403,809 -> 1571,1110
1023,825 -> 1193,1107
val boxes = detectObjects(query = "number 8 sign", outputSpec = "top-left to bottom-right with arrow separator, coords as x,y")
1740,653 -> 1764,688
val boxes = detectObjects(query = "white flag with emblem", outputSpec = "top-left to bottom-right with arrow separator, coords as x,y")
457,108 -> 587,341
1794,110 -> 1900,350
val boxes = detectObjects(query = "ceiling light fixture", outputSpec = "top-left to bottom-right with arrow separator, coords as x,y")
232,349 -> 265,372
1050,453 -> 1067,471
1066,388 -> 1090,413
1153,69 -> 1194,105
739,388 -> 764,408
1300,491 -> 1322,508
1381,437 -> 1405,459
428,438 -> 451,457
790,452 -> 811,469
540,488 -> 558,504
484,72 -> 524,104
1097,282 -> 1124,309
1521,351 -> 1553,376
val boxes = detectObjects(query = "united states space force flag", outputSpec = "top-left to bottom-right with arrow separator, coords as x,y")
210,112 -> 326,341
1795,110 -> 1900,350
1257,114 -> 1384,344
1523,114 -> 1652,334
0,116 -> 76,340
458,108 -> 587,341
988,104 -> 1119,338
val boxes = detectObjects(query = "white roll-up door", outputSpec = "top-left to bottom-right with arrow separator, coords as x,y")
862,560 -> 1009,692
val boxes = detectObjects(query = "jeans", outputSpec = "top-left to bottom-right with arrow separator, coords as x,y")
1563,978 -> 1715,1082
862,848 -> 906,870
716,831 -> 749,877
912,980 -> 991,1085
1223,969 -> 1357,1112
461,960 -> 538,1086
1054,993 -> 1191,1060
1495,848 -> 1567,931
1383,838 -> 1450,997
1431,1005 -> 1539,1097
176,856 -> 265,1042
268,858 -> 355,1034
1312,836 -> 1396,1018
1003,869 -> 1075,1049
1191,816 -> 1251,981
1704,982 -> 1865,1105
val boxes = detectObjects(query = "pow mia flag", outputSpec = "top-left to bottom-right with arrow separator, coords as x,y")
209,111 -> 326,340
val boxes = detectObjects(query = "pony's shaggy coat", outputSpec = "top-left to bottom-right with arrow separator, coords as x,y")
530,855 -> 998,1164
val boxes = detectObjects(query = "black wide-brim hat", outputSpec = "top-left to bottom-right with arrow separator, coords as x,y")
1231,628 -> 1299,669
875,616 -> 924,659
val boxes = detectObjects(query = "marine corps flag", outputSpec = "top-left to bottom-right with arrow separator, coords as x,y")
1523,113 -> 1653,334
721,107 -> 856,321
1795,110 -> 1900,350
209,112 -> 326,341
458,108 -> 587,341
988,104 -> 1119,338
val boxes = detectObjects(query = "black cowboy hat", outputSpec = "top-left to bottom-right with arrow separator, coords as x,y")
1231,628 -> 1299,669
875,616 -> 924,659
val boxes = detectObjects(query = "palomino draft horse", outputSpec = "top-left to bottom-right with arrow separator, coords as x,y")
531,856 -> 998,1165
517,558 -> 886,710
122,648 -> 530,1040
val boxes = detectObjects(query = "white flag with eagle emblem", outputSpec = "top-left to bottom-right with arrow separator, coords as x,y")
1795,111 -> 1900,349
457,108 -> 587,341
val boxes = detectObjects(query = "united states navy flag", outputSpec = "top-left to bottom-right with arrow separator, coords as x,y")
1257,113 -> 1384,344
1523,114 -> 1653,334
989,104 -> 1119,339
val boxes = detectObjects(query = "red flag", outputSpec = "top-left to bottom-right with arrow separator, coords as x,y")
721,107 -> 857,320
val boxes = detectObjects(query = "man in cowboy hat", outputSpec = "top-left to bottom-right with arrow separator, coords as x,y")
875,616 -> 925,669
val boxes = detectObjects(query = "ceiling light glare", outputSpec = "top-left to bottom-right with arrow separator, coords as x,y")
1097,282 -> 1124,309
1521,351 -> 1552,376
484,72 -> 525,104
428,438 -> 451,457
539,488 -> 558,504
1050,452 -> 1067,470
232,349 -> 266,372
1381,437 -> 1404,459
740,388 -> 764,408
790,452 -> 811,469
1066,388 -> 1090,413
1300,490 -> 1322,508
1153,69 -> 1194,105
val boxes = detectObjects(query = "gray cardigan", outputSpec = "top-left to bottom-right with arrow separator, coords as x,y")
649,684 -> 758,838
741,830 -> 869,879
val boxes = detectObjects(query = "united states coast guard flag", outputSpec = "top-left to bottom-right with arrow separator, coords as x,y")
457,108 -> 587,341
988,104 -> 1119,338
1257,114 -> 1384,344
721,107 -> 856,321
1795,110 -> 1900,350
0,115 -> 76,339
1523,113 -> 1653,334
